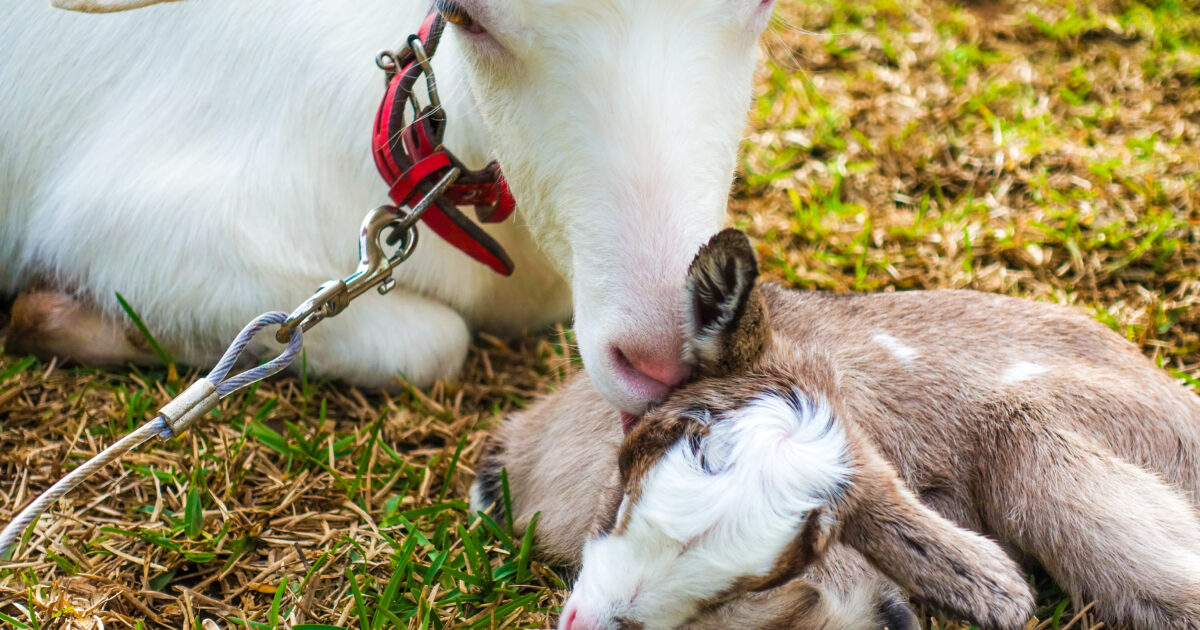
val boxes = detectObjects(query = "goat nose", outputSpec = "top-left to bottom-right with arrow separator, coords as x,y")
618,347 -> 691,388
559,604 -> 596,630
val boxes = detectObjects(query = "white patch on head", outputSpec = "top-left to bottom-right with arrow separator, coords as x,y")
1001,361 -> 1047,383
872,333 -> 918,363
562,390 -> 850,630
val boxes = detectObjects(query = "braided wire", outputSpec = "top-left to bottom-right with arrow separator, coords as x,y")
0,417 -> 169,558
0,312 -> 303,559
208,311 -> 303,396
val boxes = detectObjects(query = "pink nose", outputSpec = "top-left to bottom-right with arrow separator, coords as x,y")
628,350 -> 690,387
615,346 -> 690,389
560,605 -> 597,630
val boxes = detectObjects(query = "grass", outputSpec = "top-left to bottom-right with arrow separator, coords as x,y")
0,331 -> 575,629
2,0 -> 1199,628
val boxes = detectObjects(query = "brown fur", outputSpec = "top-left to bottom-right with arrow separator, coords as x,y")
5,288 -> 153,365
696,507 -> 835,619
477,230 -> 1200,629
472,375 -> 625,567
474,376 -> 916,630
683,229 -> 771,377
734,507 -> 831,595
693,545 -> 916,630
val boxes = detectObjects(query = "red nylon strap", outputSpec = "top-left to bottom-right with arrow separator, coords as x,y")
388,153 -> 452,205
490,176 -> 516,223
417,8 -> 438,43
370,10 -> 516,276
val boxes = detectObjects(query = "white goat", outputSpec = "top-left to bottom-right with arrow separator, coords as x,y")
0,0 -> 774,414
475,230 -> 1200,630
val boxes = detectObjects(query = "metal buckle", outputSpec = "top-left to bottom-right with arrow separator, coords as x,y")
276,166 -> 461,343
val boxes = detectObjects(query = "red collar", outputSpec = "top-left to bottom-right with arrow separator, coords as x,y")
371,10 -> 516,276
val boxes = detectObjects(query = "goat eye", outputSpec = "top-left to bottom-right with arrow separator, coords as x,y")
436,0 -> 484,33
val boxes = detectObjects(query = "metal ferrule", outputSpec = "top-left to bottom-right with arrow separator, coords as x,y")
157,379 -> 218,439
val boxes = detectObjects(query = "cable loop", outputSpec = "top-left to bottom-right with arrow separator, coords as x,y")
0,312 -> 303,560
208,311 -> 303,397
1,155 -> 439,560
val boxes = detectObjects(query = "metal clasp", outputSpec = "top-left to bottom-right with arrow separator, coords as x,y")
406,37 -> 441,112
276,166 -> 461,343
375,35 -> 442,110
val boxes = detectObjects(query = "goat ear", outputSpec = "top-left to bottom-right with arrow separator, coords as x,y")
840,455 -> 1034,630
52,0 -> 183,14
683,229 -> 770,377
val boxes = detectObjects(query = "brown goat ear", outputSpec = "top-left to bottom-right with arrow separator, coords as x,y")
840,453 -> 1034,630
683,229 -> 770,377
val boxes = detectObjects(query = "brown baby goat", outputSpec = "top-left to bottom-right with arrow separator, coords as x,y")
472,229 -> 1200,630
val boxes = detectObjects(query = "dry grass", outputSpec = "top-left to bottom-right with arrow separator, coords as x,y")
0,333 -> 578,630
2,0 -> 1199,628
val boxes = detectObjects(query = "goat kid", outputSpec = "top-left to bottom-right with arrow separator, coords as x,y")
0,0 -> 772,414
474,229 -> 1200,630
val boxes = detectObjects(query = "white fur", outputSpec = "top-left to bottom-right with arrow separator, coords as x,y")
1001,361 -> 1047,383
0,0 -> 567,389
872,333 -> 917,362
819,585 -> 894,630
0,0 -> 772,408
561,391 -> 850,630
455,0 -> 773,413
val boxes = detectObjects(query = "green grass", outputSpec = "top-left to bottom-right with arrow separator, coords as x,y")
743,0 -> 1199,624
3,0 -> 1200,627
0,326 -> 574,628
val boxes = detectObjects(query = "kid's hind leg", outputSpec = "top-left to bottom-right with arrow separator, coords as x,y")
979,424 -> 1200,630
4,288 -> 154,365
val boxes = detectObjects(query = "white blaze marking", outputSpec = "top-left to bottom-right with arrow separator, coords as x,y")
564,391 -> 850,629
1002,361 -> 1047,383
873,333 -> 918,362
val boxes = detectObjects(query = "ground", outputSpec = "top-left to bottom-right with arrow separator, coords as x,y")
1,0 -> 1198,628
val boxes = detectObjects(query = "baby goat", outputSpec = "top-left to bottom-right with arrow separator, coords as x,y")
473,229 -> 1200,630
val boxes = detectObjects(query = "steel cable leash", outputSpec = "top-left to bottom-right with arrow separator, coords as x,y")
0,312 -> 302,557
0,167 -> 460,560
